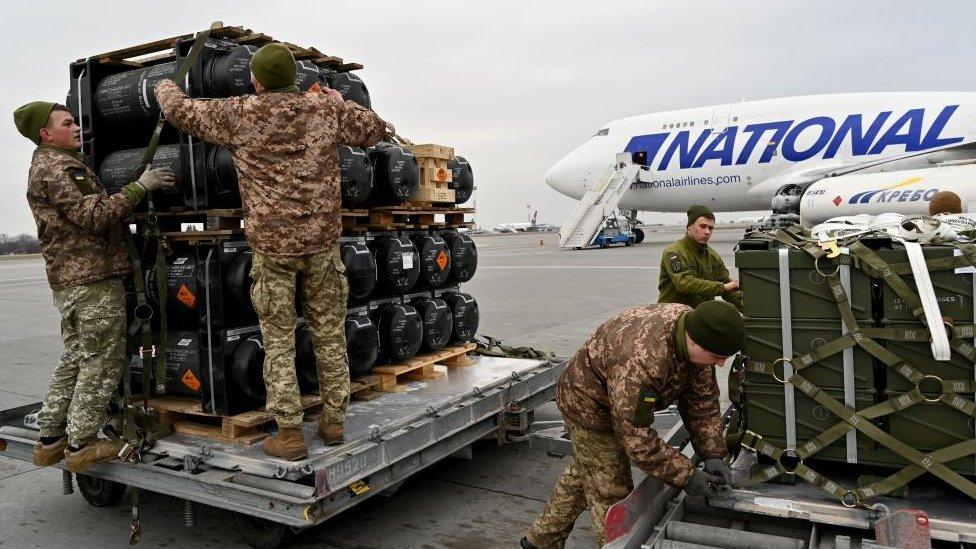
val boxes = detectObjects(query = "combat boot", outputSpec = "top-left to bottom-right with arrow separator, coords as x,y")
317,421 -> 344,446
262,428 -> 308,460
64,439 -> 122,473
32,436 -> 68,466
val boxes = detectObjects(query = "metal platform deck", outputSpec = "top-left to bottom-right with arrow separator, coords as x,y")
0,356 -> 565,528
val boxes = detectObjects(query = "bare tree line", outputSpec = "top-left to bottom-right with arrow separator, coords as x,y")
0,233 -> 40,255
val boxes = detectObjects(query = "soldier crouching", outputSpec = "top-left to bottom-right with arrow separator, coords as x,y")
523,301 -> 744,548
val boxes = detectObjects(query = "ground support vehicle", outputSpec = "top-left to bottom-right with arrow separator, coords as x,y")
0,355 -> 564,548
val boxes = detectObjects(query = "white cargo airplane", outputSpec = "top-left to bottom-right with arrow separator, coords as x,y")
545,92 -> 976,226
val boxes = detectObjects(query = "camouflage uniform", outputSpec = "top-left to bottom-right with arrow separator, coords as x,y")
250,248 -> 349,427
155,80 -> 386,428
26,146 -> 138,446
658,234 -> 743,311
527,303 -> 727,548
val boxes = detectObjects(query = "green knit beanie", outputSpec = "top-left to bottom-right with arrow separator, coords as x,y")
685,300 -> 744,357
14,101 -> 57,145
686,204 -> 713,226
250,43 -> 297,90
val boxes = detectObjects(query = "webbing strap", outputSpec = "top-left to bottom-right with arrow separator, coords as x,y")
839,263 -> 858,463
904,241 -> 951,360
777,248 -> 797,450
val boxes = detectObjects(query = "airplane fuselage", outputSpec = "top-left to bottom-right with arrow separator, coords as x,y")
546,92 -> 976,213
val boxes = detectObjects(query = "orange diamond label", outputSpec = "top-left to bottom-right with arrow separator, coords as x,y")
436,168 -> 449,182
176,284 -> 196,308
180,369 -> 201,392
436,250 -> 449,270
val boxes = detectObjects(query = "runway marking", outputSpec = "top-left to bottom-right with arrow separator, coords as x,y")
480,266 -> 660,270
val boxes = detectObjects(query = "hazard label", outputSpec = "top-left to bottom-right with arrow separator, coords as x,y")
437,168 -> 449,182
176,284 -> 197,308
436,251 -> 449,270
181,369 -> 201,392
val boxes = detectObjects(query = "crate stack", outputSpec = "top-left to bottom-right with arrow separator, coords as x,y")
67,25 -> 480,440
735,231 -> 976,498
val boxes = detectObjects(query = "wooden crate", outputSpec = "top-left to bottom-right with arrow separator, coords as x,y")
146,394 -> 323,445
371,342 -> 477,391
407,144 -> 456,205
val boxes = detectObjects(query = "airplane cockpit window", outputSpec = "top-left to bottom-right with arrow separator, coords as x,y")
631,151 -> 648,166
592,128 -> 609,137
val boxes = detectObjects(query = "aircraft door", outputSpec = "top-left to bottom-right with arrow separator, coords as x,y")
711,104 -> 732,134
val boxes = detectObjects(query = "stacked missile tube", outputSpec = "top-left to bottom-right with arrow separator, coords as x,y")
69,28 -> 478,416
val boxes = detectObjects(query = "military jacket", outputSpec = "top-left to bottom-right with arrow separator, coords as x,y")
155,80 -> 386,257
556,303 -> 727,487
658,234 -> 742,310
26,147 -> 135,290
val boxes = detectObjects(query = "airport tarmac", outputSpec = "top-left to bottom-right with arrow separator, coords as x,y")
0,226 -> 744,548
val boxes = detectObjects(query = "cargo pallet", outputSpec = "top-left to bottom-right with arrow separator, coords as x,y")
341,206 -> 475,232
80,24 -> 362,72
0,356 -> 563,548
368,342 -> 477,391
529,409 -> 976,549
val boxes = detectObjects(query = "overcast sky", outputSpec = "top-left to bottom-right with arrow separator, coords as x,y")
2,1 -> 975,234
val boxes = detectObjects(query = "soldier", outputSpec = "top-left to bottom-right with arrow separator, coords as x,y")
154,43 -> 388,460
522,300 -> 744,548
14,101 -> 175,473
658,205 -> 742,311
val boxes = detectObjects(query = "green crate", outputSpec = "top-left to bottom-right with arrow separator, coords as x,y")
874,245 -> 975,323
882,321 -> 975,393
744,383 -> 875,459
743,318 -> 875,390
869,391 -> 975,475
736,245 -> 872,322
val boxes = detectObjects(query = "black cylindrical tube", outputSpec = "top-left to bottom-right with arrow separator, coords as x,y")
372,235 -> 421,293
410,234 -> 451,289
376,303 -> 423,363
228,335 -> 267,401
94,61 -> 177,124
345,314 -> 380,375
295,60 -> 329,92
441,231 -> 478,283
224,250 -> 254,314
295,325 -> 319,393
368,143 -> 419,205
203,45 -> 255,97
328,72 -> 371,108
448,156 -> 474,204
341,242 -> 377,299
339,146 -> 374,207
446,293 -> 479,343
413,297 -> 453,352
99,144 -> 184,196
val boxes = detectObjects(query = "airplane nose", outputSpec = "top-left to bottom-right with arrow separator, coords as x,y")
545,156 -> 580,199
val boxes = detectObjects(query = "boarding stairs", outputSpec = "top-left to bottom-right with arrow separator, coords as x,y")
558,154 -> 642,248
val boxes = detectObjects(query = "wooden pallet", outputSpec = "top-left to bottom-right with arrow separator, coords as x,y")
146,394 -> 322,445
370,342 -> 477,392
345,207 -> 474,231
161,229 -> 244,243
137,208 -> 244,231
78,24 -> 362,72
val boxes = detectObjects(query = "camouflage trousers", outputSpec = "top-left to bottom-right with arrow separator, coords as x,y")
37,278 -> 125,447
250,246 -> 349,429
526,420 -> 634,548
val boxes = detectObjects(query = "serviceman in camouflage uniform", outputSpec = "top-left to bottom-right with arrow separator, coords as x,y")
523,301 -> 744,548
14,101 -> 175,473
155,43 -> 388,460
658,205 -> 743,311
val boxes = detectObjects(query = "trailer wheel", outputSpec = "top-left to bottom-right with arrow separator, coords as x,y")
633,228 -> 645,244
76,474 -> 126,507
235,514 -> 289,549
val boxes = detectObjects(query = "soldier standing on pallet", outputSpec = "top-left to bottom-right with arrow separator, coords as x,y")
155,43 -> 390,460
658,205 -> 743,311
522,301 -> 744,549
14,101 -> 176,473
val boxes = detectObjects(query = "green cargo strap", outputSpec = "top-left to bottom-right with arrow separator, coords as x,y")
849,242 -> 927,319
128,22 -> 220,394
474,334 -> 555,361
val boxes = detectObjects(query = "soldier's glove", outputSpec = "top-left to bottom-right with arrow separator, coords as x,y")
137,167 -> 177,192
703,457 -> 733,486
684,469 -> 725,498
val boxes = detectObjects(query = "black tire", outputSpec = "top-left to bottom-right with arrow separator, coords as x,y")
633,228 -> 645,244
76,474 -> 127,507
624,238 -> 633,246
235,513 -> 289,549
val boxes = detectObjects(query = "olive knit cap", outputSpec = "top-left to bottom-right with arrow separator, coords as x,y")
685,300 -> 744,357
686,204 -> 713,226
14,101 -> 57,145
250,43 -> 297,90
